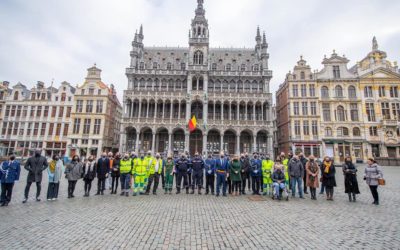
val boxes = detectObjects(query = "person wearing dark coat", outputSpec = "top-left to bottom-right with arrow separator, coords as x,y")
342,156 -> 360,202
191,152 -> 205,195
229,155 -> 242,196
321,156 -> 336,201
23,150 -> 48,203
83,155 -> 97,197
111,153 -> 121,194
240,153 -> 251,195
250,154 -> 262,195
299,153 -> 308,194
96,152 -> 110,195
204,154 -> 216,195
0,155 -> 21,206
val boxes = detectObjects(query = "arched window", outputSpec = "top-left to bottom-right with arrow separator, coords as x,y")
321,86 -> 329,98
13,91 -> 19,100
241,64 -> 246,71
335,85 -> 343,97
226,64 -> 231,71
212,63 -> 217,71
215,80 -> 221,91
348,86 -> 357,98
300,71 -> 305,80
222,80 -> 228,91
193,51 -> 203,65
336,105 -> 346,121
325,127 -> 332,136
192,77 -> 198,91
139,62 -> 145,70
198,77 -> 204,90
197,27 -> 201,36
253,64 -> 259,71
337,127 -> 349,137
167,62 -> 172,70
237,81 -> 243,92
353,127 -> 361,136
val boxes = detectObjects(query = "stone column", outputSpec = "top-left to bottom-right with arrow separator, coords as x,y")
245,104 -> 248,121
178,101 -> 181,119
253,105 -> 256,121
236,134 -> 240,154
184,132 -> 190,153
253,134 -> 257,153
135,132 -> 140,153
155,102 -> 158,119
162,102 -> 165,119
237,105 -> 240,121
138,101 -> 142,118
221,103 -> 224,121
146,102 -> 149,118
151,132 -> 156,154
120,130 -> 126,152
220,134 -> 224,153
170,102 -> 173,120
202,133 -> 207,155
186,101 -> 191,121
168,132 -> 172,154
203,101 -> 208,130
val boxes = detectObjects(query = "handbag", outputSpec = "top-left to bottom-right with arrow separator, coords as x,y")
378,178 -> 386,186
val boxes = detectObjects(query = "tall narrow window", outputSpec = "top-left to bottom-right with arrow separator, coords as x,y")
294,121 -> 301,136
301,84 -> 307,97
303,121 -> 309,135
333,65 -> 340,78
366,103 -> 376,121
350,103 -> 359,121
322,103 -> 331,121
378,86 -> 385,97
193,51 -> 203,65
321,86 -> 329,98
309,84 -> 315,97
381,102 -> 391,119
292,85 -> 298,97
364,86 -> 373,98
348,86 -> 357,98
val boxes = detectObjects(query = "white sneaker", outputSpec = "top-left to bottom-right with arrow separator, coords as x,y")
47,199 -> 51,201
52,198 -> 56,201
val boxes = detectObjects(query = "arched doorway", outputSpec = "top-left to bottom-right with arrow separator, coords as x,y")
240,130 -> 253,153
172,129 -> 185,155
189,129 -> 203,156
207,129 -> 220,155
126,127 -> 137,152
223,130 -> 236,155
156,128 -> 169,154
256,130 -> 268,154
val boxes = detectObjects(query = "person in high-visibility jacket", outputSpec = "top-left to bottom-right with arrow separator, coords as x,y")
145,153 -> 163,195
281,152 -> 290,190
261,156 -> 274,196
132,152 -> 149,196
143,151 -> 155,191
119,153 -> 133,197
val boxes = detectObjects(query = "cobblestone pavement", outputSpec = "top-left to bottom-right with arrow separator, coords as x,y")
0,165 -> 399,250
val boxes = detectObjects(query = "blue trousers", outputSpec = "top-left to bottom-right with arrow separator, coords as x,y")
291,177 -> 304,197
216,174 -> 227,195
273,182 -> 285,197
120,173 -> 131,191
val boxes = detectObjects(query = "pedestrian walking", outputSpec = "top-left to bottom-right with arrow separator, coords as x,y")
65,155 -> 83,198
0,155 -> 21,206
364,158 -> 383,205
23,150 -> 48,203
342,156 -> 360,202
321,156 -> 336,201
47,155 -> 64,201
83,156 -> 96,197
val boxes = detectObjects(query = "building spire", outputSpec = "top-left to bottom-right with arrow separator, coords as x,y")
372,36 -> 378,50
139,24 -> 143,36
256,26 -> 261,42
134,30 -> 138,43
262,31 -> 267,44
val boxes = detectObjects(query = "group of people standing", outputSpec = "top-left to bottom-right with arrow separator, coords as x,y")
0,149 -> 384,206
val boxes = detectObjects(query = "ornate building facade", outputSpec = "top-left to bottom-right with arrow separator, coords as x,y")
121,0 -> 274,156
67,65 -> 122,159
276,37 -> 400,163
0,81 -> 75,157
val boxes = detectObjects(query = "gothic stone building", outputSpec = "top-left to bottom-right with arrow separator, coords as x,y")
121,0 -> 273,156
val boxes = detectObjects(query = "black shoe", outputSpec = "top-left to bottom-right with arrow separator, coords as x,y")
36,198 -> 41,202
22,198 -> 28,204
223,194 -> 227,197
304,192 -> 309,194
120,192 -> 125,196
176,191 -> 180,194
100,192 -> 104,195
0,202 -> 5,207
205,192 -> 209,195
353,194 -> 356,202
211,192 -> 215,195
242,192 -> 246,195
198,190 -> 202,195
186,189 -> 189,194
125,192 -> 129,197
95,192 -> 100,196
216,193 -> 220,197
153,192 -> 157,195
143,192 -> 149,195
71,195 -> 75,198
190,190 -> 195,194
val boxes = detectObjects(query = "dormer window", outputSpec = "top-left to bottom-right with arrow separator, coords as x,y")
333,65 -> 340,78
226,64 -> 231,71
241,64 -> 246,71
167,62 -> 172,70
139,62 -> 145,70
212,63 -> 217,71
300,71 -> 305,80
13,91 -> 19,100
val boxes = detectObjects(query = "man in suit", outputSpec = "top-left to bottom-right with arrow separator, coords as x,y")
23,150 -> 48,203
215,151 -> 229,197
96,152 -> 110,195
0,154 -> 21,206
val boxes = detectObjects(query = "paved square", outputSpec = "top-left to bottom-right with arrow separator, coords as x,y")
0,165 -> 399,249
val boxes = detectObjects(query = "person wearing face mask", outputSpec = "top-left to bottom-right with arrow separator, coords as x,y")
96,152 -> 110,195
299,153 -> 308,195
305,155 -> 319,200
175,153 -> 190,194
342,156 -> 360,202
119,153 -> 133,196
250,153 -> 262,195
65,155 -> 83,198
23,149 -> 48,203
288,155 -> 304,199
261,155 -> 274,196
46,155 -> 64,201
143,151 -> 156,190
0,154 -> 21,206
83,155 -> 97,197
321,156 -> 336,201
280,152 -> 290,191
364,158 -> 383,205
229,155 -> 242,196
215,151 -> 229,197
145,153 -> 163,195
111,153 -> 121,194
240,153 -> 251,195
191,152 -> 205,195
164,154 -> 175,195
204,153 -> 216,195
272,164 -> 287,200
132,151 -> 147,196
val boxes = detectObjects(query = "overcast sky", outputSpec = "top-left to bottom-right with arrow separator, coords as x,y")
1,0 -> 399,102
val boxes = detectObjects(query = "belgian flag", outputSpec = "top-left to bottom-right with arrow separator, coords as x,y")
188,115 -> 197,133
